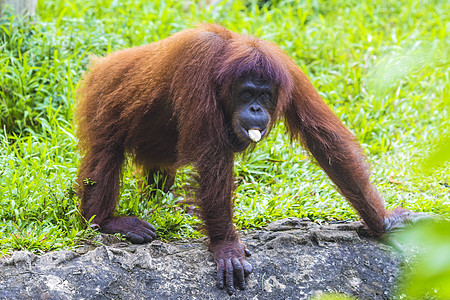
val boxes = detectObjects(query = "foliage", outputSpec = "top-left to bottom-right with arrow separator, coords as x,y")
0,0 -> 449,256
393,220 -> 450,299
313,293 -> 355,300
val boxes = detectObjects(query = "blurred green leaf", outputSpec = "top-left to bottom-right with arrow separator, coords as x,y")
395,221 -> 450,298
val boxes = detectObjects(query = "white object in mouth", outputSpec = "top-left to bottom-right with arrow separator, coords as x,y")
248,129 -> 261,142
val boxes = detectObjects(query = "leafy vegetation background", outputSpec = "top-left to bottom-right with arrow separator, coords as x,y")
0,0 -> 448,255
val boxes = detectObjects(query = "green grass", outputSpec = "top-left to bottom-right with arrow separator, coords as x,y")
0,0 -> 449,255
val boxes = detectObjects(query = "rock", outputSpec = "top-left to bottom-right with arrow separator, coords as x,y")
0,218 -> 402,299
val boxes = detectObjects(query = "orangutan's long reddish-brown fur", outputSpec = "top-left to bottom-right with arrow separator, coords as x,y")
76,24 -> 412,294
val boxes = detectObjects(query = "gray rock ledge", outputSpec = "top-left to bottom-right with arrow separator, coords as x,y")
0,218 -> 403,299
